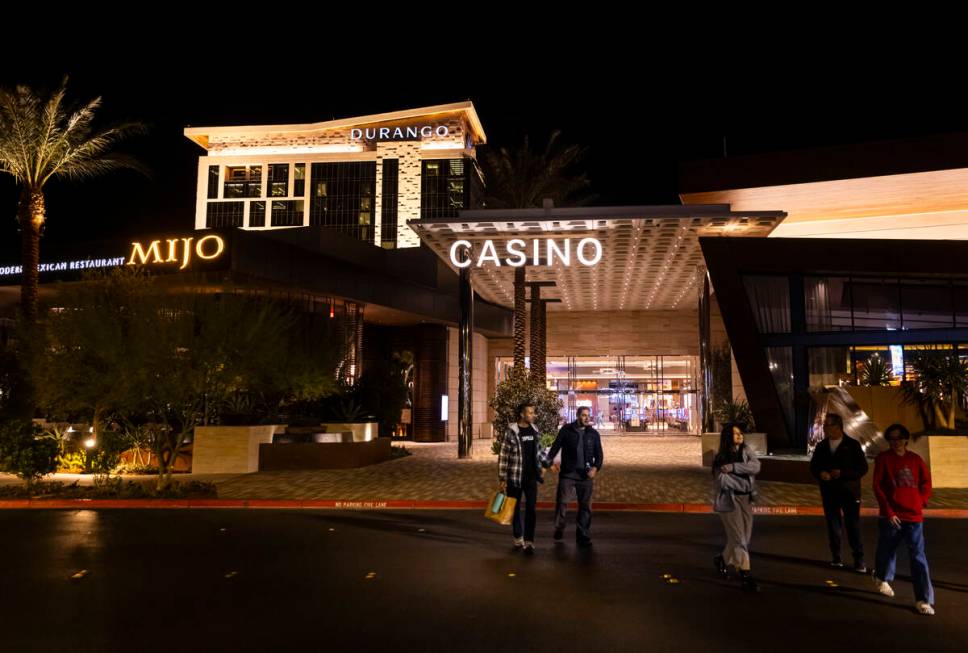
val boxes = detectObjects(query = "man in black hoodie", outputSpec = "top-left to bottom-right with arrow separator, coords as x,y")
810,411 -> 870,572
543,406 -> 603,547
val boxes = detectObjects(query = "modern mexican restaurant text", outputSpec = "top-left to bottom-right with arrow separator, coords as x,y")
449,238 -> 603,268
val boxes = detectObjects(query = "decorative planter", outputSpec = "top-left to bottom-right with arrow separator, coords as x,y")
907,434 -> 968,489
192,425 -> 283,474
318,422 -> 379,442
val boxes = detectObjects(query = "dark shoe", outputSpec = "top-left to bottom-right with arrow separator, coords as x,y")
553,528 -> 564,541
853,561 -> 868,574
577,537 -> 593,548
713,555 -> 728,579
740,572 -> 760,593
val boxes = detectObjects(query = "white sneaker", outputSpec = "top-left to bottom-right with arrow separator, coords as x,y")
873,576 -> 895,597
915,601 -> 935,615
523,541 -> 535,553
513,537 -> 524,548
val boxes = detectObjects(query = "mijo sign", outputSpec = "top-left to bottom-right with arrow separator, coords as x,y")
449,238 -> 603,268
127,234 -> 226,270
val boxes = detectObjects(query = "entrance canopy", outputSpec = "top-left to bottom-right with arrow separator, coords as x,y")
409,205 -> 786,311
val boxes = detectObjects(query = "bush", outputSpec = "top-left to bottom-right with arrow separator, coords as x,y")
489,367 -> 562,443
714,400 -> 755,432
0,420 -> 58,483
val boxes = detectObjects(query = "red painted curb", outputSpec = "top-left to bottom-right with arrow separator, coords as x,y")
0,499 -> 965,518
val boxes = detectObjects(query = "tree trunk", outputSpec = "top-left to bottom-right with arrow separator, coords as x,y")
513,267 -> 526,370
18,187 -> 45,324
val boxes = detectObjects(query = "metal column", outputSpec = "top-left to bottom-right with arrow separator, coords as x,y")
458,265 -> 474,459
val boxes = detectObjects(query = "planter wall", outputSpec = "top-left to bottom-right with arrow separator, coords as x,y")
192,425 -> 282,474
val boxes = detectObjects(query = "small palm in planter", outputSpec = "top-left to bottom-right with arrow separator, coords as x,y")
861,353 -> 894,386
714,400 -> 755,431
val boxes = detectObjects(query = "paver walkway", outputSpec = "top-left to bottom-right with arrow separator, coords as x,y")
5,435 -> 967,508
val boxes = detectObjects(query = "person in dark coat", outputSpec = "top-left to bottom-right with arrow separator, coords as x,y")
810,411 -> 869,572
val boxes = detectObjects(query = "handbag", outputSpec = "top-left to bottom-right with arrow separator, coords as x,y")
484,489 -> 517,525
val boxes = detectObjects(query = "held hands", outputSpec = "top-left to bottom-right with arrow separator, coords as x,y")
720,464 -> 733,474
552,463 -> 560,473
830,469 -> 842,480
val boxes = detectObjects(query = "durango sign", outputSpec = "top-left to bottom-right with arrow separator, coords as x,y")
449,238 -> 603,268
127,234 -> 225,270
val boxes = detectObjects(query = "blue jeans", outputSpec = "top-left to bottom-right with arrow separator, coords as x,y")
875,518 -> 934,604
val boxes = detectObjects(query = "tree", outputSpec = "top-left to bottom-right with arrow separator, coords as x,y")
0,77 -> 146,323
27,268 -> 342,489
489,367 -> 563,446
479,130 -> 594,209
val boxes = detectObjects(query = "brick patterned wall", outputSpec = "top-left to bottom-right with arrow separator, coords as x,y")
376,141 -> 423,248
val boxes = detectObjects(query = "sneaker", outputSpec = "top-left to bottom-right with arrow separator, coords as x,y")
523,541 -> 535,554
740,572 -> 760,593
873,576 -> 895,597
513,537 -> 524,549
915,601 -> 935,616
713,555 -> 728,579
830,559 -> 845,568
853,561 -> 868,574
553,529 -> 564,541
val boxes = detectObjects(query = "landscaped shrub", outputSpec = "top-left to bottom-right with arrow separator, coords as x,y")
0,420 -> 58,484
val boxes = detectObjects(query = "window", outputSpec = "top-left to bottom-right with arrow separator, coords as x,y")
955,283 -> 968,327
268,164 -> 289,197
808,347 -> 854,388
206,202 -> 244,228
421,159 -> 470,219
309,162 -> 376,242
851,278 -> 901,330
207,165 -> 219,199
805,276 -> 852,332
271,200 -> 304,227
900,280 -> 954,330
224,165 -> 262,198
766,347 -> 795,437
381,159 -> 398,248
742,275 -> 791,333
249,201 -> 265,228
293,163 -> 305,196
852,345 -> 903,385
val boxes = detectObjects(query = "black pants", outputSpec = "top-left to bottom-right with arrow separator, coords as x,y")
555,476 -> 594,542
821,486 -> 864,563
508,478 -> 538,542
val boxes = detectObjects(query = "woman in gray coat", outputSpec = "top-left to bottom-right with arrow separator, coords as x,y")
712,423 -> 762,592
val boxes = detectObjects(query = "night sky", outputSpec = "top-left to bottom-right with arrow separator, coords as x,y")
2,32 -> 964,263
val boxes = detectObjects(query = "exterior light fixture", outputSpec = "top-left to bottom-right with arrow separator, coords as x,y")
84,438 -> 96,449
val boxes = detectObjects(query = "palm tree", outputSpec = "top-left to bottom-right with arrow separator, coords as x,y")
479,130 -> 594,209
0,77 -> 146,322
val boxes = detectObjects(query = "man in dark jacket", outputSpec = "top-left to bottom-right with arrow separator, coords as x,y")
810,412 -> 870,572
542,406 -> 603,547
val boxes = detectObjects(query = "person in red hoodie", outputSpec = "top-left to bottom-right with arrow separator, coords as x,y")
871,423 -> 935,615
